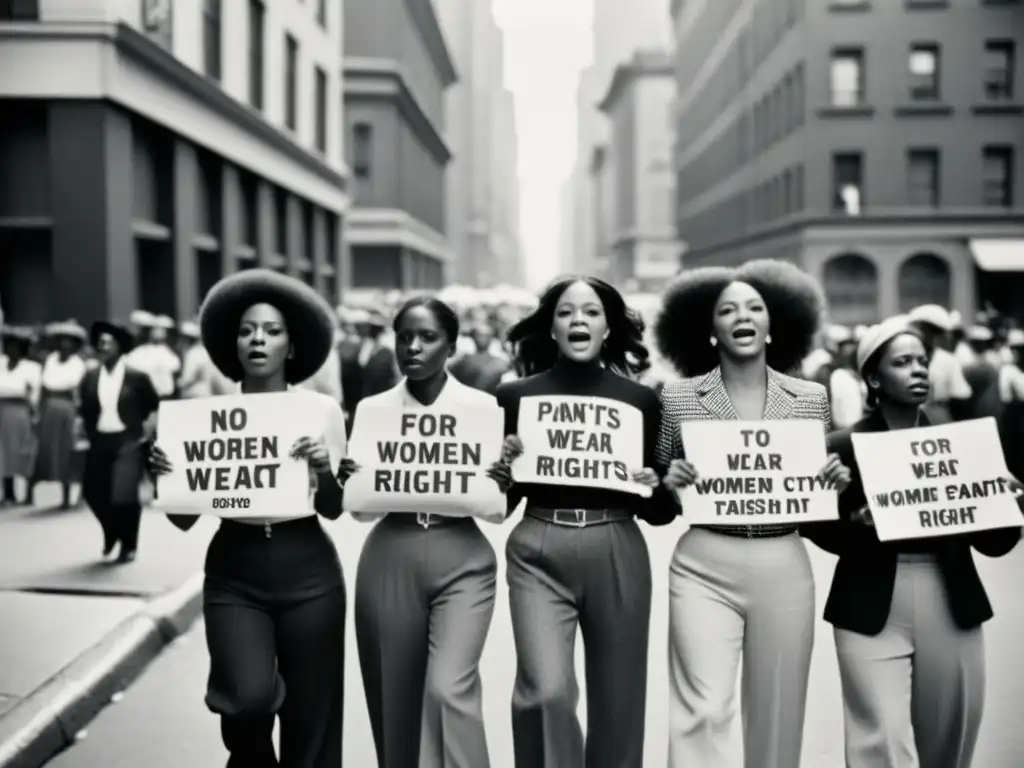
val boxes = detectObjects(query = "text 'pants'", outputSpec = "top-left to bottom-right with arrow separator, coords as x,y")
355,515 -> 497,768
835,555 -> 985,768
667,528 -> 815,768
203,517 -> 346,768
506,515 -> 652,768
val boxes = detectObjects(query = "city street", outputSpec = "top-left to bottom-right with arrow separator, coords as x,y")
33,510 -> 1024,768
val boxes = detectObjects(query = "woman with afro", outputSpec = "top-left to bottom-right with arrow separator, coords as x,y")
653,259 -> 851,768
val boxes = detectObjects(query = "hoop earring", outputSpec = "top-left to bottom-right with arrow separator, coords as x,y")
710,337 -> 717,347
766,335 -> 772,344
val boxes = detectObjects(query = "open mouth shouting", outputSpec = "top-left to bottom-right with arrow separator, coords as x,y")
567,329 -> 592,350
730,327 -> 758,346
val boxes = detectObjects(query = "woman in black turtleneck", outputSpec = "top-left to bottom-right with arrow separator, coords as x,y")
803,315 -> 1022,768
497,275 -> 676,768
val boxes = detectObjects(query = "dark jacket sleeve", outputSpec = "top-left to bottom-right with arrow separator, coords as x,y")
637,388 -> 679,526
496,381 -> 526,516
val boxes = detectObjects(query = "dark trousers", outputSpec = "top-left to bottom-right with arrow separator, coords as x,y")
82,431 -> 143,553
203,517 -> 346,768
355,514 -> 497,768
506,515 -> 652,768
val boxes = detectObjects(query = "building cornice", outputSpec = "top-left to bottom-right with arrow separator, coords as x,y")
346,207 -> 453,262
403,0 -> 457,87
598,56 -> 674,114
343,57 -> 452,165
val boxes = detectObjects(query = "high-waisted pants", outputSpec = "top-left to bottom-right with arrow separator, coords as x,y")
82,430 -> 144,554
506,514 -> 652,768
667,527 -> 815,768
355,513 -> 497,768
834,554 -> 985,768
203,516 -> 346,768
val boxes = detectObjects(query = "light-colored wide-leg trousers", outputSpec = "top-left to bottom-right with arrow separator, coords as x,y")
667,528 -> 815,768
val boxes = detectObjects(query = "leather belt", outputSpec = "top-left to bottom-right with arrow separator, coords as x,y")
526,507 -> 633,528
696,524 -> 797,539
386,513 -> 464,530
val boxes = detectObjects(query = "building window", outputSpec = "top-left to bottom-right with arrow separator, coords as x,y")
202,0 -> 222,81
907,149 -> 940,207
0,0 -> 38,19
274,187 -> 288,255
908,44 -> 940,101
353,123 -> 372,179
314,66 -> 328,154
316,0 -> 327,28
984,41 -> 1015,100
823,253 -> 879,326
285,34 -> 298,131
832,152 -> 863,214
248,0 -> 265,110
983,146 -> 1014,206
898,254 -> 951,312
830,48 -> 865,106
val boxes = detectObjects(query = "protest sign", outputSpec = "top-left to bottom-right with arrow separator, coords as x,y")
155,392 -> 319,517
678,420 -> 837,524
852,418 -> 1022,541
514,395 -> 652,497
343,400 -> 506,519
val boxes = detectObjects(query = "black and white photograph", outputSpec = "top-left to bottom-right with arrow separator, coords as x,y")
1,0 -> 1023,766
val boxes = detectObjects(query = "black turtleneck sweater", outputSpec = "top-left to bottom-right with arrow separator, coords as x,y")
495,359 -> 678,525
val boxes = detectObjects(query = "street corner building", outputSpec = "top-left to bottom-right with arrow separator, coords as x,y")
670,0 -> 1024,324
342,0 -> 456,292
0,0 -> 351,326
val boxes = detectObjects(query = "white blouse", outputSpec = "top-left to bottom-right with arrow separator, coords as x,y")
234,387 -> 348,526
348,374 -> 498,523
0,357 -> 41,405
96,359 -> 128,433
41,353 -> 87,393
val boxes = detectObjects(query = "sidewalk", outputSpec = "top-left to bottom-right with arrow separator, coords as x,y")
0,483 -> 217,768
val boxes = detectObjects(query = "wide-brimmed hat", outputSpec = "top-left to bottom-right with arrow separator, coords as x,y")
45,320 -> 88,343
179,320 -> 200,339
199,269 -> 335,383
90,320 -> 136,353
1,325 -> 34,350
907,304 -> 952,332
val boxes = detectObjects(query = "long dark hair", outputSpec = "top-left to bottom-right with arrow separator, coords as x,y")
506,275 -> 651,378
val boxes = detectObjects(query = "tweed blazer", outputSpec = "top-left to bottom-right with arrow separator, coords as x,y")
655,365 -> 832,536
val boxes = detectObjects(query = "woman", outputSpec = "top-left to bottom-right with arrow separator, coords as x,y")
148,269 -> 347,768
497,275 -> 675,768
802,316 -> 1022,768
78,320 -> 158,562
654,260 -> 849,768
337,296 -> 512,768
0,327 -> 40,507
30,321 -> 88,509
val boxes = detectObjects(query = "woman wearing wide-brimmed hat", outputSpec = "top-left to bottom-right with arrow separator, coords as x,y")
78,319 -> 159,562
28,321 -> 89,509
149,269 -> 347,768
0,326 -> 41,506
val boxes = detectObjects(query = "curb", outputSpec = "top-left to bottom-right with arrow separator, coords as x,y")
0,572 -> 205,768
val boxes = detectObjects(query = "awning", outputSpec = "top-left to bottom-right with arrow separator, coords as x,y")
969,239 -> 1024,272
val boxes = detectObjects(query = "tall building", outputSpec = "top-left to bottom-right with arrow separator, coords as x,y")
597,50 -> 682,291
343,0 -> 455,290
0,0 -> 350,325
672,0 -> 1024,324
568,0 -> 671,276
435,0 -> 523,288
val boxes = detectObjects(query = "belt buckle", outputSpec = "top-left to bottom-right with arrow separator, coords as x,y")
416,512 -> 432,529
574,509 -> 586,528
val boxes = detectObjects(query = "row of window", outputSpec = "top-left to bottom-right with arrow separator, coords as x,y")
824,252 -> 952,325
832,146 -> 1015,212
202,0 -> 329,154
830,39 -> 1016,107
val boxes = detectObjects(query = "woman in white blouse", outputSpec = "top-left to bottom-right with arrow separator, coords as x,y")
29,321 -> 88,509
0,327 -> 40,507
149,270 -> 348,768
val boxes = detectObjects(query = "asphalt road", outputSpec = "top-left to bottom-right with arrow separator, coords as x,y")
41,516 -> 1024,767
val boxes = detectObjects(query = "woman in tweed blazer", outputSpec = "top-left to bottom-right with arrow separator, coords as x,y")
653,260 -> 850,768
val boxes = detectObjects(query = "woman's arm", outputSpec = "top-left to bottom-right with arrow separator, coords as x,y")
638,388 -> 680,526
496,382 -> 526,515
313,402 -> 348,520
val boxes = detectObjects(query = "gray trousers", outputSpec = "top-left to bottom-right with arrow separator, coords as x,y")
668,528 -> 816,768
506,515 -> 652,768
355,515 -> 497,768
834,555 -> 985,768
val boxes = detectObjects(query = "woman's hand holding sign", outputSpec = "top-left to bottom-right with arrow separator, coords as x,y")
817,453 -> 852,494
335,457 -> 361,486
290,436 -> 332,474
663,458 -> 699,491
850,505 -> 874,527
631,468 -> 660,489
486,434 -> 524,494
148,443 -> 173,476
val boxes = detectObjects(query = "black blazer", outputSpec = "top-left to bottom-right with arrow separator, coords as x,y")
79,363 -> 160,442
361,345 -> 399,399
802,408 -> 1021,635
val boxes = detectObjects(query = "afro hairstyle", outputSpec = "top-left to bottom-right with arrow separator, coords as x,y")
655,259 -> 827,377
199,269 -> 336,384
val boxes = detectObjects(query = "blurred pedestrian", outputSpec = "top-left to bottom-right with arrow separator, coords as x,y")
0,327 -> 41,507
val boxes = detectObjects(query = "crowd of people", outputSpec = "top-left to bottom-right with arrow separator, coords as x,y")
0,262 -> 1022,768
